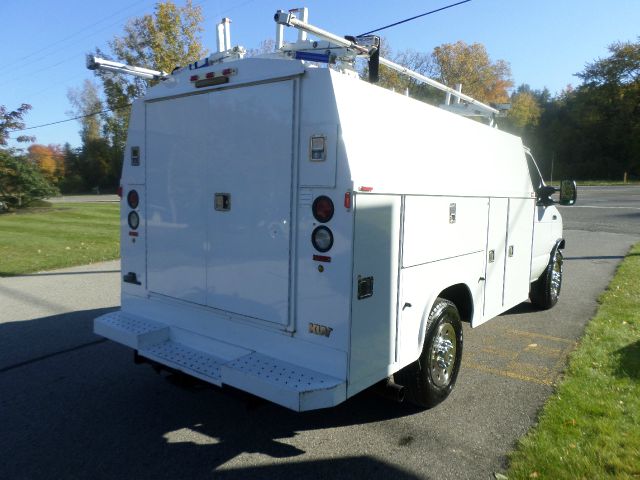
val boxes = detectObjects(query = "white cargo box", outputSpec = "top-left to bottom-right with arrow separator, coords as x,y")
93,10 -> 573,411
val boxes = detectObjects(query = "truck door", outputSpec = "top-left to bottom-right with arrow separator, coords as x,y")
482,197 -> 535,321
349,194 -> 401,395
146,95 -> 209,305
503,198 -> 535,308
482,197 -> 508,321
145,80 -> 296,328
205,81 -> 295,327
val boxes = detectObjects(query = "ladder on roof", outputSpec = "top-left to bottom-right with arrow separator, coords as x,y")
274,8 -> 499,124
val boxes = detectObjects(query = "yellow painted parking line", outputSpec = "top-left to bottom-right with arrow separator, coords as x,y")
463,362 -> 554,386
464,328 -> 577,385
522,344 -> 564,358
505,328 -> 575,345
478,345 -> 519,360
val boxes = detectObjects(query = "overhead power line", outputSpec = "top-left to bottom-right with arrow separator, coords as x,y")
359,0 -> 472,36
10,0 -> 470,135
7,104 -> 132,133
0,0 -> 151,75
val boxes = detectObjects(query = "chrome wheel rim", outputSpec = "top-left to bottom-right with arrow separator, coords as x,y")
429,321 -> 457,388
550,253 -> 563,300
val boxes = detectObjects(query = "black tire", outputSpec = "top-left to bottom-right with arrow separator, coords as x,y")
530,248 -> 563,310
394,298 -> 463,408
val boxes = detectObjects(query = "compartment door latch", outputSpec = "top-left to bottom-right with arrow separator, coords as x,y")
214,193 -> 231,211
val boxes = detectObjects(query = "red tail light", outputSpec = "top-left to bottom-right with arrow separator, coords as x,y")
312,196 -> 334,223
127,190 -> 139,209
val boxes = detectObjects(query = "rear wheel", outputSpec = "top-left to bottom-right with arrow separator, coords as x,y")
395,298 -> 463,408
530,249 -> 563,309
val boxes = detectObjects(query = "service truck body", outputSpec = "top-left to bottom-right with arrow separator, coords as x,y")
94,15 -> 569,411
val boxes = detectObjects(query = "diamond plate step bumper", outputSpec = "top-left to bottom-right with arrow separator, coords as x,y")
95,311 -> 346,411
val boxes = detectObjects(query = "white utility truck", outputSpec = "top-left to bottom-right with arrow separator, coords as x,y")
91,9 -> 577,411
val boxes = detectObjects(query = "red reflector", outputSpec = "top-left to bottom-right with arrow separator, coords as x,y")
127,189 -> 139,209
190,75 -> 199,81
312,196 -> 334,223
129,231 -> 139,237
344,191 -> 351,209
222,68 -> 235,76
359,186 -> 373,192
313,254 -> 331,263
117,186 -> 123,198
206,72 -> 215,79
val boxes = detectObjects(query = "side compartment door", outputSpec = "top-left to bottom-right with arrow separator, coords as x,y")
349,194 -> 401,396
482,197 -> 508,322
503,198 -> 535,309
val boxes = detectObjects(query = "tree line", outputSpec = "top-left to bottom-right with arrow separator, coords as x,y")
1,1 -> 638,209
370,37 -> 639,181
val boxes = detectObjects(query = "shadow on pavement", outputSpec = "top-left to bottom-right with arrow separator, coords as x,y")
0,307 -> 427,480
501,302 -> 538,316
0,307 -> 116,371
213,457 -> 424,479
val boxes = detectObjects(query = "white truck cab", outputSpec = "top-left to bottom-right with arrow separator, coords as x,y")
92,9 -> 577,411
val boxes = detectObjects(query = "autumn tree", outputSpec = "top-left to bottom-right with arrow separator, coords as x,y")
368,40 -> 511,106
376,44 -> 440,102
27,144 -> 65,183
508,92 -> 541,130
91,0 -> 207,152
432,41 -> 512,103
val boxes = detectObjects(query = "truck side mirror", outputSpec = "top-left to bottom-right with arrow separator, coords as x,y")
537,185 -> 556,206
559,180 -> 577,205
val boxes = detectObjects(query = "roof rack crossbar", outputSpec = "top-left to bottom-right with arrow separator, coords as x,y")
274,9 -> 498,116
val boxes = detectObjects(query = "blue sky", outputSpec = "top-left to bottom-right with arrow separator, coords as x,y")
2,0 -> 638,149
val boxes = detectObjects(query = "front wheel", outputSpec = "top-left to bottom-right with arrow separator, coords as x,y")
395,298 -> 463,408
530,249 -> 563,310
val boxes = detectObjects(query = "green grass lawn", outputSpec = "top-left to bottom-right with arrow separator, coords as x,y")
0,202 -> 120,276
577,180 -> 640,186
548,180 -> 640,187
507,243 -> 640,479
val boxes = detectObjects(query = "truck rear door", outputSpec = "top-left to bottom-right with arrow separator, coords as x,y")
146,80 -> 296,328
205,81 -> 294,327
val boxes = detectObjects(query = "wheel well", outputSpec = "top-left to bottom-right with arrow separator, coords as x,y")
439,284 -> 473,323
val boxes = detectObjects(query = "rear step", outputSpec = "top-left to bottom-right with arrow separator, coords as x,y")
140,340 -> 225,384
95,311 -> 346,411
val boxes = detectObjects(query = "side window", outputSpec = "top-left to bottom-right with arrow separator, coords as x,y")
525,151 -> 543,191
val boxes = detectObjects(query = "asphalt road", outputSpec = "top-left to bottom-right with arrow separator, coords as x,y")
47,194 -> 119,203
1,186 -> 638,479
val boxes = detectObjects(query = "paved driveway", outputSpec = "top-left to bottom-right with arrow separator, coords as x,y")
47,194 -> 119,203
0,186 -> 638,479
